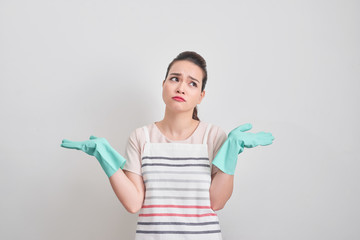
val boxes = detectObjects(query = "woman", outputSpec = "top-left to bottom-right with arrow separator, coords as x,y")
61,51 -> 274,239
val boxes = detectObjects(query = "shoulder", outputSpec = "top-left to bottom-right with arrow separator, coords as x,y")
129,123 -> 153,137
203,122 -> 227,140
127,123 -> 153,145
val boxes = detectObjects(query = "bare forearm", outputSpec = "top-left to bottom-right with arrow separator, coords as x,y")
109,169 -> 144,213
209,170 -> 234,211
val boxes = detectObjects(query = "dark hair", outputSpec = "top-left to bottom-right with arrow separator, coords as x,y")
164,51 -> 208,121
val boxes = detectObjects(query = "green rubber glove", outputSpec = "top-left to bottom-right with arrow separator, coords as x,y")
61,136 -> 126,178
212,123 -> 274,175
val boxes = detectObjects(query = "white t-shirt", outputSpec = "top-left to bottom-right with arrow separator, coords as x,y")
123,121 -> 227,176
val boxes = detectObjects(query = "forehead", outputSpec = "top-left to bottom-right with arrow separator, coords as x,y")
169,60 -> 203,81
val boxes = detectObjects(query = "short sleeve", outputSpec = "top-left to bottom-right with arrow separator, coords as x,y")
123,129 -> 142,176
211,126 -> 228,175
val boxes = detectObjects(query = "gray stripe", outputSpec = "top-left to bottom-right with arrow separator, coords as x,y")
146,187 -> 209,192
142,170 -> 210,175
142,163 -> 210,168
138,221 -> 219,226
142,156 -> 209,161
136,230 -> 221,234
145,196 -> 209,200
144,179 -> 209,183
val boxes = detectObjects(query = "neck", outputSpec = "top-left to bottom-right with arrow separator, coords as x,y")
157,107 -> 199,139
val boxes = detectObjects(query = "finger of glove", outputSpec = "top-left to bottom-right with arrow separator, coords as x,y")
238,123 -> 252,132
243,133 -> 270,147
257,132 -> 275,145
231,123 -> 252,135
61,139 -> 86,150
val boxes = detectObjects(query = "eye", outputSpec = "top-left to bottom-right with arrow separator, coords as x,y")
190,81 -> 198,87
169,77 -> 179,82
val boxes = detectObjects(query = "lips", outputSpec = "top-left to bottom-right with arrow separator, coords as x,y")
172,96 -> 185,102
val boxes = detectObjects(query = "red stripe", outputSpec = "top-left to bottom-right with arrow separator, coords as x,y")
139,213 -> 217,217
142,205 -> 211,209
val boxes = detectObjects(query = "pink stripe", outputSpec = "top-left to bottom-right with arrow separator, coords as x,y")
142,205 -> 211,209
139,213 -> 217,217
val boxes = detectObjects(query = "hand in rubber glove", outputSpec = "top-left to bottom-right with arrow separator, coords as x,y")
61,136 -> 126,178
212,123 -> 274,175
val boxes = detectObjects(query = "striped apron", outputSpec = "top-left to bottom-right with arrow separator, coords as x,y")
135,123 -> 222,240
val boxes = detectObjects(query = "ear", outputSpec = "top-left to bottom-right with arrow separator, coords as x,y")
197,90 -> 205,104
162,80 -> 165,87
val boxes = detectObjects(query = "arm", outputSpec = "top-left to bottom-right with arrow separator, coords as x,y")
210,170 -> 234,211
209,123 -> 274,210
61,135 -> 145,214
208,127 -> 233,211
109,169 -> 145,213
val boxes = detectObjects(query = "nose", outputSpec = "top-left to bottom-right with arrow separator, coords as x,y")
176,89 -> 184,94
176,81 -> 185,94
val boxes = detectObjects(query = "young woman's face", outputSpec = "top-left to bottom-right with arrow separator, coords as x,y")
162,60 -> 205,114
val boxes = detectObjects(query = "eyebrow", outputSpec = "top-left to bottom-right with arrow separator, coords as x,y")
169,73 -> 200,83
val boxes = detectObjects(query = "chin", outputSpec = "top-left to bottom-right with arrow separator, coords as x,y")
168,106 -> 194,115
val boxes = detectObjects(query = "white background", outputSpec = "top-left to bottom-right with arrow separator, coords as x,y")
1,0 -> 359,239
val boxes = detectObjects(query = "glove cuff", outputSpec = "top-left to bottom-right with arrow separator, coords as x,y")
212,138 -> 243,175
94,143 -> 127,178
